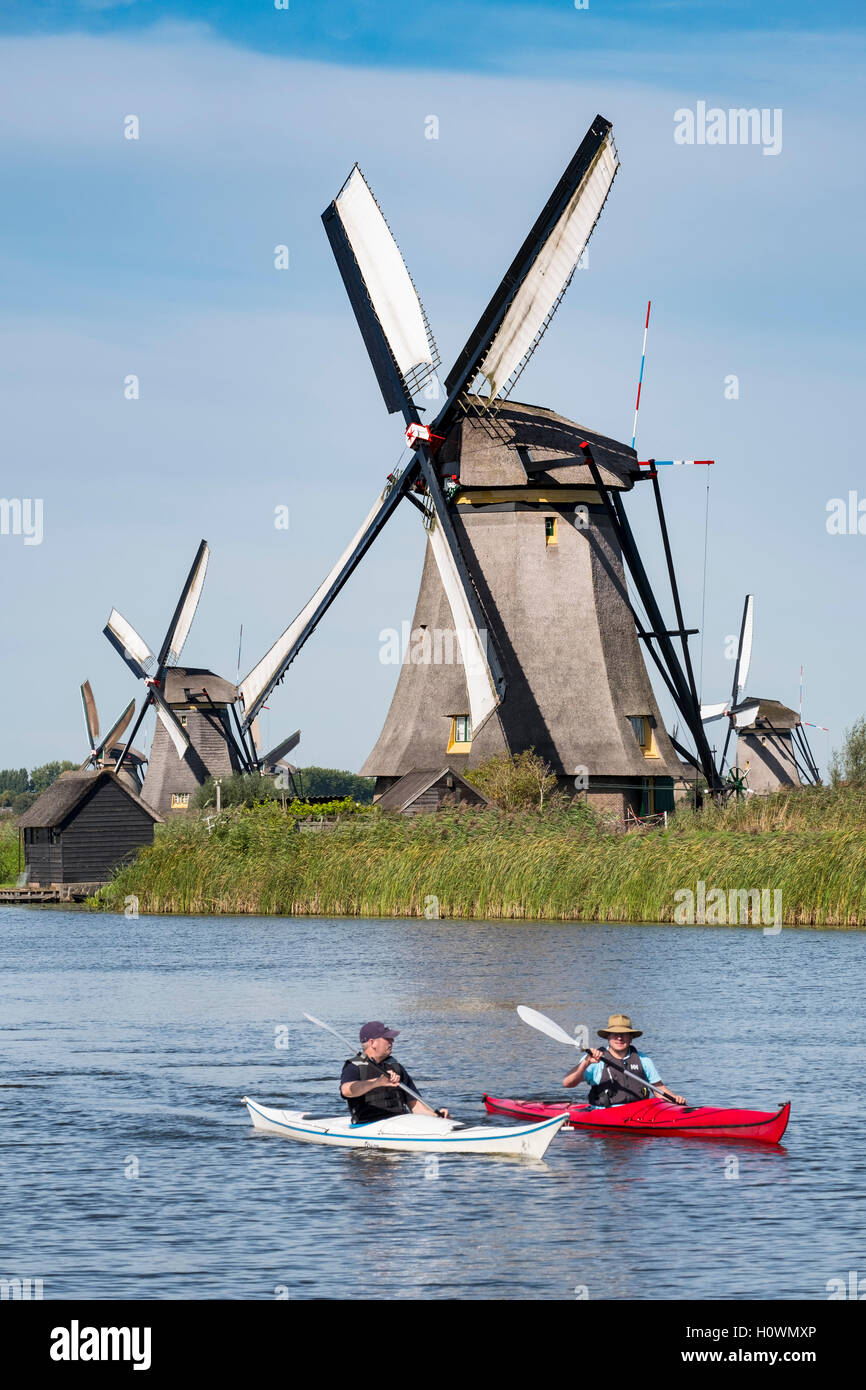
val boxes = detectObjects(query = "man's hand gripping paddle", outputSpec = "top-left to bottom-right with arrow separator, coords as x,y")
303,1013 -> 449,1117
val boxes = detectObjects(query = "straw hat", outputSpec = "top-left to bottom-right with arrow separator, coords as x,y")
598,1013 -> 642,1039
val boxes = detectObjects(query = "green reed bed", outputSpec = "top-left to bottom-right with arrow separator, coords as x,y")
93,786 -> 866,926
0,817 -> 19,885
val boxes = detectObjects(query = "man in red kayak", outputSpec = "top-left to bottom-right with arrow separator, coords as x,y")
340,1021 -> 450,1125
563,1013 -> 687,1106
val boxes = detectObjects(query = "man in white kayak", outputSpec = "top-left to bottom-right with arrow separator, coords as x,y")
340,1021 -> 450,1125
562,1013 -> 687,1107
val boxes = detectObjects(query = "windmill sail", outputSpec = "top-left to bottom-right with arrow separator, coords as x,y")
99,699 -> 137,759
734,703 -> 760,729
735,594 -> 754,699
80,680 -> 99,748
152,690 -> 190,758
426,516 -> 500,733
159,540 -> 210,668
700,701 -> 730,723
260,730 -> 301,769
444,116 -> 618,406
240,486 -> 399,726
104,610 -> 156,679
323,165 -> 438,414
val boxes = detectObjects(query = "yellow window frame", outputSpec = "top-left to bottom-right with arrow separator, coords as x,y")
447,716 -> 472,753
630,716 -> 661,759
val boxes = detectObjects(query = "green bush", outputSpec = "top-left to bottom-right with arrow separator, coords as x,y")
830,717 -> 866,787
465,749 -> 559,810
0,818 -> 20,885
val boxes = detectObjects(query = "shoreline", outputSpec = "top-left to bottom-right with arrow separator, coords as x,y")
90,787 -> 866,928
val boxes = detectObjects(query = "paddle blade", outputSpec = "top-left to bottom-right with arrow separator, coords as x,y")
517,1005 -> 582,1048
303,1012 -> 357,1054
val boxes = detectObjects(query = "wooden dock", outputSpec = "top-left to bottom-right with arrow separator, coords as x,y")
0,883 -> 104,905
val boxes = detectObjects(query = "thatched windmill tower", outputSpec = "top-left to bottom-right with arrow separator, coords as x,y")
362,401 -> 684,812
238,115 -> 721,815
103,542 -> 299,815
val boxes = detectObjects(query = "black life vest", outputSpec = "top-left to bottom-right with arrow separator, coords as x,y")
343,1052 -> 409,1124
587,1046 -> 651,1107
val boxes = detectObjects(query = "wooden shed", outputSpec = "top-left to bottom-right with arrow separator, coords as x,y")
373,768 -> 489,816
18,770 -> 162,887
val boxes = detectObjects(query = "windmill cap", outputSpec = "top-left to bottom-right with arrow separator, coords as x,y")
598,1013 -> 642,1039
359,1021 -> 400,1043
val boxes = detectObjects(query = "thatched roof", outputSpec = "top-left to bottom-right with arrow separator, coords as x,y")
17,770 -> 163,828
739,697 -> 799,730
161,667 -> 237,705
441,399 -> 637,490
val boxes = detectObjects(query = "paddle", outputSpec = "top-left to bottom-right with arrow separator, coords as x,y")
516,1005 -> 683,1104
303,1013 -> 448,1117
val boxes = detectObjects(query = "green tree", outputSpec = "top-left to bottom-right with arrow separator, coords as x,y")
28,761 -> 77,794
829,717 -> 866,786
0,768 -> 29,795
192,773 -> 280,810
465,749 -> 558,810
296,767 -> 375,803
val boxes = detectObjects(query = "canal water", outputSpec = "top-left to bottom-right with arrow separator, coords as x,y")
1,908 -> 863,1300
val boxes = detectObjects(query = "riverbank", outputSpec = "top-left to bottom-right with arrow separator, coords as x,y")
93,786 -> 866,926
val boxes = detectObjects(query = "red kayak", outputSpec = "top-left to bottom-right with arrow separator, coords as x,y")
482,1094 -> 790,1145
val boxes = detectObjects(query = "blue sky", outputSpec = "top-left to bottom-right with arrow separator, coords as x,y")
1,1 -> 863,777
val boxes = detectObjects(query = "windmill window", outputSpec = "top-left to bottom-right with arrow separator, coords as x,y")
545,517 -> 558,546
180,715 -> 188,727
448,716 -> 472,752
629,716 -> 660,759
170,793 -> 190,810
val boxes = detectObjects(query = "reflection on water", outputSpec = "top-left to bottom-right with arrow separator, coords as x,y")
0,907 -> 863,1299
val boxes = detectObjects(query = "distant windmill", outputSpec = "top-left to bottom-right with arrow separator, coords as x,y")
701,595 -> 821,792
238,115 -> 723,815
104,541 -> 299,815
78,681 -> 147,792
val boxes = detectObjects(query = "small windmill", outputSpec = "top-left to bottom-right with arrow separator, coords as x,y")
103,541 -> 299,814
238,115 -> 723,811
701,595 -> 821,791
78,680 -> 147,791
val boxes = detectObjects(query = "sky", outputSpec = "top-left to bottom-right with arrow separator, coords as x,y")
0,0 -> 863,779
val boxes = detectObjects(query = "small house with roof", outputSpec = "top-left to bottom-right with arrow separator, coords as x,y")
373,768 -> 489,816
18,769 -> 162,888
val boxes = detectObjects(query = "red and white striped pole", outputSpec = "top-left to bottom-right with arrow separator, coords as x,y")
631,300 -> 651,450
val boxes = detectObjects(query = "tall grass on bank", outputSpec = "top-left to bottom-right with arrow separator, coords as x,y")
94,786 -> 866,926
0,817 -> 20,885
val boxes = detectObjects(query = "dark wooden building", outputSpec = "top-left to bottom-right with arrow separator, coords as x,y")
18,770 -> 162,887
373,768 -> 489,816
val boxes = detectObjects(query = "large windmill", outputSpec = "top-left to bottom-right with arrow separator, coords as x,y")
103,541 -> 300,815
238,115 -> 722,815
701,594 -> 821,792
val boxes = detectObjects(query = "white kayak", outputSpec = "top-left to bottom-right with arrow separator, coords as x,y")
242,1097 -> 565,1158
